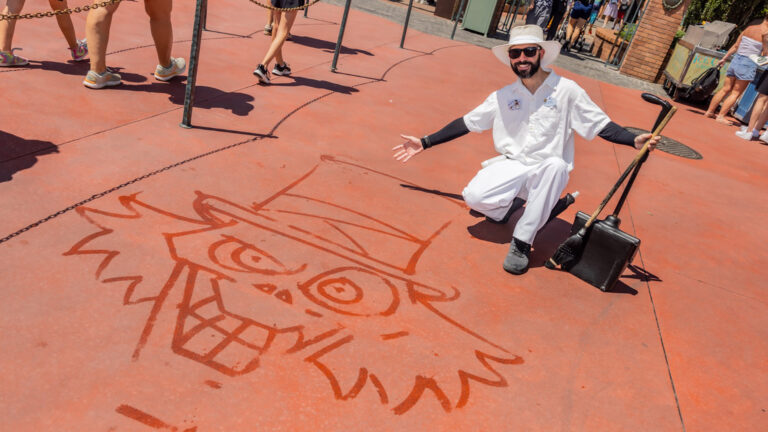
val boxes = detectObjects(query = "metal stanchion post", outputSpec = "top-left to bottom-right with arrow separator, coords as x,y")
604,24 -> 625,67
180,0 -> 206,129
450,0 -> 467,40
202,0 -> 208,31
615,0 -> 648,68
304,3 -> 308,17
400,0 -> 415,48
511,0 -> 521,25
331,0 -> 352,72
500,1 -> 514,32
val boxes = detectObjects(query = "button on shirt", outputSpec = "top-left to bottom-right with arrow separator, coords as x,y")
463,71 -> 611,171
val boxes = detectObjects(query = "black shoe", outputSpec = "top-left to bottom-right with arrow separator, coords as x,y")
253,64 -> 271,84
545,192 -> 578,224
272,62 -> 292,76
486,197 -> 526,224
503,237 -> 531,275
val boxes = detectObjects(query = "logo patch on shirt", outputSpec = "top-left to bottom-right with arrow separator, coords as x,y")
508,99 -> 521,111
544,96 -> 557,108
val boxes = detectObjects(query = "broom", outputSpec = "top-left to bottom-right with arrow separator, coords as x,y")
545,106 -> 677,270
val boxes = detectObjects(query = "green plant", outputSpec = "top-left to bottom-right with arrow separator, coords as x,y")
684,0 -> 768,28
619,23 -> 637,41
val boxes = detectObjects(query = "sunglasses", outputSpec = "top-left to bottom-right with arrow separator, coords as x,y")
508,47 -> 541,59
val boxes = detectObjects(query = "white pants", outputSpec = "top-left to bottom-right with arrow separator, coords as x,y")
462,157 -> 570,244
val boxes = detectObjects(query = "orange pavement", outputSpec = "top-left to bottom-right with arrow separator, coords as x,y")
0,1 -> 766,431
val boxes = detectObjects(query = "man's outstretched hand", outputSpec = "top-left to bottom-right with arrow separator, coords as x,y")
393,134 -> 424,163
634,133 -> 661,151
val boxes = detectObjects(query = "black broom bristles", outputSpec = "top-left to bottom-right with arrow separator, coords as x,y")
545,227 -> 587,269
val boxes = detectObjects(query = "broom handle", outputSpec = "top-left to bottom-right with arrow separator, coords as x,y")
582,106 -> 677,230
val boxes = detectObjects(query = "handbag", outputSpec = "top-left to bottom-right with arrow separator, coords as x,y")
683,66 -> 720,102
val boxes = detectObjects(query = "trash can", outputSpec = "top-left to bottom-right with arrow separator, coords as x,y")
462,0 -> 505,37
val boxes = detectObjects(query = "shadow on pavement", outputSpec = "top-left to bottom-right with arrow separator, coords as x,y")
466,213 -> 573,249
271,75 -> 359,94
176,85 -> 257,116
289,34 -> 374,56
0,130 -> 59,183
606,281 -> 639,295
559,51 -> 586,61
399,184 -> 463,201
27,61 -> 149,83
622,264 -> 662,283
107,79 -> 256,116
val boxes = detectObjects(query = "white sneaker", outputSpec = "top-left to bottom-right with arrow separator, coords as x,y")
83,69 -> 122,89
154,57 -> 186,81
734,129 -> 758,140
759,131 -> 768,144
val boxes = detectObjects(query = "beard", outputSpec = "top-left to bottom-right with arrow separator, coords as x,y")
511,57 -> 541,78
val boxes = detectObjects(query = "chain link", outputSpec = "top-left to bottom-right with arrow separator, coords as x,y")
247,0 -> 322,12
0,0 -> 122,21
0,0 -> 321,21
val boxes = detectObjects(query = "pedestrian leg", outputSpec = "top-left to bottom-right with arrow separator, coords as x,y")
48,0 -> 78,49
145,0 -> 173,68
85,0 -> 121,74
0,0 -> 25,52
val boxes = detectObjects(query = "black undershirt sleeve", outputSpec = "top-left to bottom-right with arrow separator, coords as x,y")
421,119 -> 636,149
598,121 -> 638,147
420,118 -> 470,149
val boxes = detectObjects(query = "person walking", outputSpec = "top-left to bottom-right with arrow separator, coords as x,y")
82,0 -> 186,89
546,0 -> 568,41
525,0 -> 553,31
562,0 -> 591,52
253,0 -> 304,84
705,16 -> 768,125
394,25 -> 659,275
615,0 -> 631,29
601,0 -> 617,28
735,61 -> 768,143
0,0 -> 88,67
586,0 -> 602,35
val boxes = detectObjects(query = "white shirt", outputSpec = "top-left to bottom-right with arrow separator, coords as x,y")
463,72 -> 611,172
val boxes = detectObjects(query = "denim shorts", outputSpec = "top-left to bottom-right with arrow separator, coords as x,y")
726,54 -> 758,81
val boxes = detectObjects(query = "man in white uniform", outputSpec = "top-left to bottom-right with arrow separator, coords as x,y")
394,25 -> 658,275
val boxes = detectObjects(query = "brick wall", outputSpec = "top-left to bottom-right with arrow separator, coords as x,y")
620,0 -> 692,83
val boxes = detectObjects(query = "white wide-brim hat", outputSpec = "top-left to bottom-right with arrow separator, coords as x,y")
491,25 -> 561,69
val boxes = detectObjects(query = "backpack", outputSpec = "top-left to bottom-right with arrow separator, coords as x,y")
684,66 -> 720,101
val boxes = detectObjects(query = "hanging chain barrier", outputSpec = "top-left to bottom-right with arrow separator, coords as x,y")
0,0 -> 122,21
0,0 -> 319,21
245,0 -> 322,12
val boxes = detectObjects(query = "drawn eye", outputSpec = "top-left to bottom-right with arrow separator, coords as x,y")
209,235 -> 304,275
298,267 -> 400,316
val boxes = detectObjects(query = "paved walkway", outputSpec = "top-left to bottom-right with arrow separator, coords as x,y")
327,0 -> 664,94
0,1 -> 766,431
